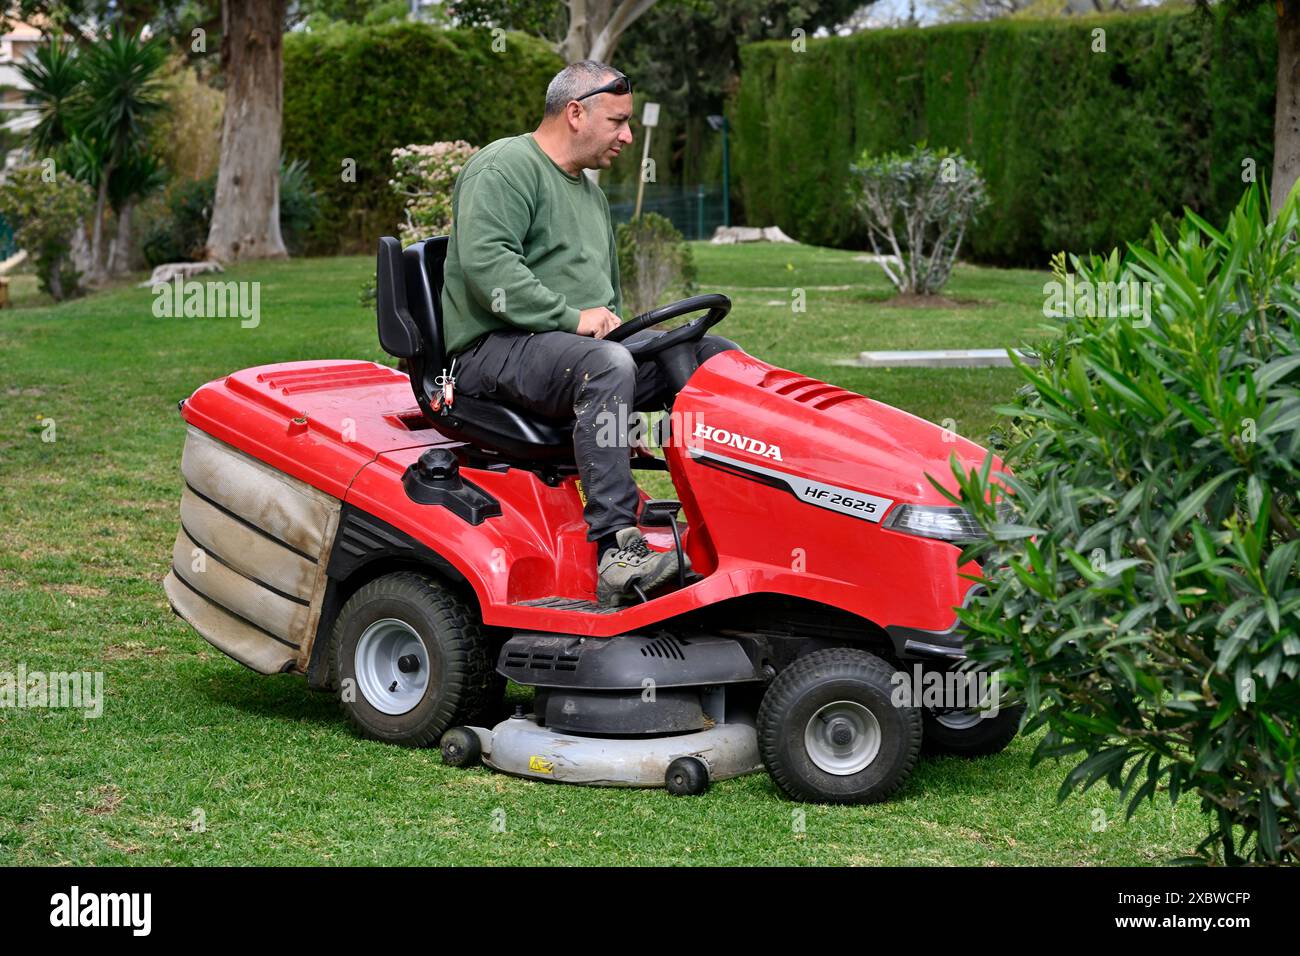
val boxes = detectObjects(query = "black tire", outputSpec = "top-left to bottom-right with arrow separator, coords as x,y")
327,572 -> 502,746
665,756 -> 709,796
440,727 -> 482,767
922,703 -> 1024,757
757,647 -> 921,804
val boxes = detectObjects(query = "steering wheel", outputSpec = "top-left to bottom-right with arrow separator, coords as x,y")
602,293 -> 731,359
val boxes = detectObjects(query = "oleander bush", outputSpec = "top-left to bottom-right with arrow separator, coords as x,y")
947,183 -> 1300,864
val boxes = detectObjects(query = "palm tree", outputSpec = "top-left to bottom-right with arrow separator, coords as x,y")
15,36 -> 82,161
17,29 -> 169,280
75,30 -> 168,279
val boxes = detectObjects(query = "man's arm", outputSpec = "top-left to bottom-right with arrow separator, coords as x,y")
454,167 -> 581,333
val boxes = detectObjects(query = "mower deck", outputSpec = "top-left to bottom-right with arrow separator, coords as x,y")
468,713 -> 761,790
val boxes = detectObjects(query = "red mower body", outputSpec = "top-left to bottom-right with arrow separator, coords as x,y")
171,348 -> 995,681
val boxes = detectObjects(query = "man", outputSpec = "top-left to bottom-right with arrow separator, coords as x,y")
439,60 -> 738,606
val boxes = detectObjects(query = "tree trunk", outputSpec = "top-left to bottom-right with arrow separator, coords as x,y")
110,200 -> 134,275
589,0 -> 656,62
1272,2 -> 1300,217
89,169 -> 111,282
560,0 -> 592,64
560,0 -> 658,187
205,0 -> 287,262
559,0 -> 657,64
69,219 -> 93,282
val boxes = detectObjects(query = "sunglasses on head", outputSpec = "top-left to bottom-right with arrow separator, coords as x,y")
574,73 -> 632,101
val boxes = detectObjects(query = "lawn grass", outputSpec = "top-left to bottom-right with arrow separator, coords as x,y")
0,243 -> 1210,865
3,272 -> 48,310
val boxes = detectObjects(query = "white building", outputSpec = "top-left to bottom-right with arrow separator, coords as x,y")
0,15 -> 42,162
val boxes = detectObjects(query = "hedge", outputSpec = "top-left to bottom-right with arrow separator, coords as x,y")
731,7 -> 1276,266
283,22 -> 563,252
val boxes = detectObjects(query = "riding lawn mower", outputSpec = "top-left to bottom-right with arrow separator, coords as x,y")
162,235 -> 1020,803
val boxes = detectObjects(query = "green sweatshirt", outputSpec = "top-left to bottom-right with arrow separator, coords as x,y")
439,133 -> 622,357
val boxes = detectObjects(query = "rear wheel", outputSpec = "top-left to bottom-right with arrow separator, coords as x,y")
922,704 -> 1024,757
328,572 -> 501,746
757,648 -> 921,804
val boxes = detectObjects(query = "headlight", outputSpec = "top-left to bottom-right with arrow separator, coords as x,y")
883,504 -> 987,542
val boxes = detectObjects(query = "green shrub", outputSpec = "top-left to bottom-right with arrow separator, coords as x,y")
733,7 -> 1276,266
616,213 -> 698,317
141,174 -> 214,266
0,165 -> 93,300
140,159 -> 320,265
283,22 -> 562,253
847,144 -> 988,295
947,182 -> 1300,864
279,158 -> 321,256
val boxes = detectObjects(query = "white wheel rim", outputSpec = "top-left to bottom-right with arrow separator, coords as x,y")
804,701 -> 882,775
354,618 -> 429,716
934,708 -> 985,731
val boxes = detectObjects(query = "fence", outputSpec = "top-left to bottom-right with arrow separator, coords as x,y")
603,183 -> 727,241
0,215 -> 16,260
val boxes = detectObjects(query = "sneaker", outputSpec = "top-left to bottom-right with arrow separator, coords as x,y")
597,527 -> 686,606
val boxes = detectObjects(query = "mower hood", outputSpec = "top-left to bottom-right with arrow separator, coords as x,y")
675,350 -> 998,511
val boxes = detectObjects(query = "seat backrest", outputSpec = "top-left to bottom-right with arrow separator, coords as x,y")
402,236 -> 450,372
375,236 -> 421,359
376,234 -> 577,460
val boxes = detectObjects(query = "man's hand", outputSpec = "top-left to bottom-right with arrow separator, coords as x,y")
577,306 -> 622,339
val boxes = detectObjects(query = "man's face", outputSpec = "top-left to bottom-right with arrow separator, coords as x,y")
573,85 -> 634,170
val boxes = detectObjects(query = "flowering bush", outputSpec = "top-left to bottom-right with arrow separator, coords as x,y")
0,165 -> 93,300
389,141 -> 478,245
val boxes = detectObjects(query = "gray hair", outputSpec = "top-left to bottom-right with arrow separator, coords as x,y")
544,60 -> 618,117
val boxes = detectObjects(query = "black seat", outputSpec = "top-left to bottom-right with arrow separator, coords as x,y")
376,235 -> 576,461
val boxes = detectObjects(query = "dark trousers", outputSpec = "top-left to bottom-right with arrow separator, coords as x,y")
451,328 -> 739,540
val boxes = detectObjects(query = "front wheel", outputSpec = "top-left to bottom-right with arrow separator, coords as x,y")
327,572 -> 501,746
922,704 -> 1024,757
757,648 -> 921,804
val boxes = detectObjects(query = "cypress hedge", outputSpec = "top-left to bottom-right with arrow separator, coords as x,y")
283,23 -> 563,252
732,7 -> 1276,266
